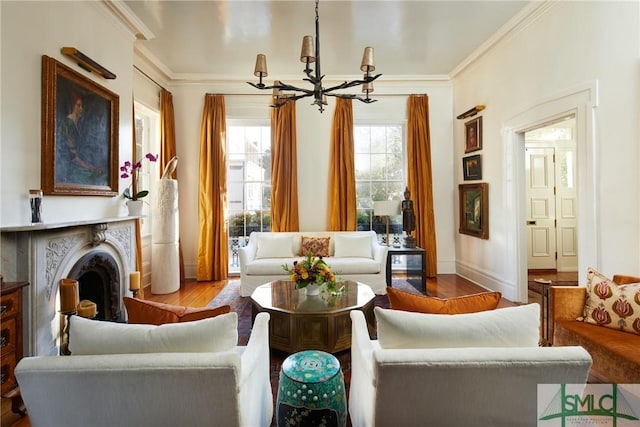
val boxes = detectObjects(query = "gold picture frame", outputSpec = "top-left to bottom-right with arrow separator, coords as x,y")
459,183 -> 488,239
41,55 -> 119,196
464,116 -> 482,153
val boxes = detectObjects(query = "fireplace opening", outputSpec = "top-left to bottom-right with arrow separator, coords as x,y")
67,251 -> 123,322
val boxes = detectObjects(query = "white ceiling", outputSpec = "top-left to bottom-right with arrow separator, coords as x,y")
125,1 -> 530,80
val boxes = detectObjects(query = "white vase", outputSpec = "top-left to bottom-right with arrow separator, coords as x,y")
305,283 -> 321,296
126,200 -> 143,216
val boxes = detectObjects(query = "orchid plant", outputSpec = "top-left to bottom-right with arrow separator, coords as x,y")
120,152 -> 158,201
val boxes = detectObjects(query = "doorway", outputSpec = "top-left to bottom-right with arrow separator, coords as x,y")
524,117 -> 578,274
502,81 -> 598,303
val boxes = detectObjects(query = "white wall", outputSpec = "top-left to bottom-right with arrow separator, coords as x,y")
453,1 -> 640,300
167,79 -> 455,278
0,1 -> 137,229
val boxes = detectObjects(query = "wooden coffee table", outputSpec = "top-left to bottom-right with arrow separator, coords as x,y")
251,280 -> 375,354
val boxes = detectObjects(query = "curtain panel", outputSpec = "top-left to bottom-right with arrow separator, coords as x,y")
270,99 -> 300,231
406,95 -> 438,277
328,98 -> 357,231
159,89 -> 185,283
196,94 -> 229,281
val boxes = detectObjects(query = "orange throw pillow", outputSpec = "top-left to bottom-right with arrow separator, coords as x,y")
300,236 -> 330,257
387,287 -> 502,314
123,297 -> 231,325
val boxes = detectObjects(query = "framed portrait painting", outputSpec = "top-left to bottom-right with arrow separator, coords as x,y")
464,116 -> 482,153
41,55 -> 119,196
459,183 -> 488,239
462,154 -> 482,181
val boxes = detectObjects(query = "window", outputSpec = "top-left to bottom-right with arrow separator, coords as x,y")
133,103 -> 160,237
227,125 -> 271,272
354,124 -> 405,245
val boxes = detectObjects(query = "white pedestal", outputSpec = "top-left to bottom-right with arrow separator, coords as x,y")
151,242 -> 180,294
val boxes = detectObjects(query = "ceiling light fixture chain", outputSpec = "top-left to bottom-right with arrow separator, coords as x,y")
248,0 -> 382,113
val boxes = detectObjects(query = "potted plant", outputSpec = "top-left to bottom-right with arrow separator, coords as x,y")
120,152 -> 158,215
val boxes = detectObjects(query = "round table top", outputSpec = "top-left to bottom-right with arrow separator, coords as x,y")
250,280 -> 375,314
281,350 -> 341,383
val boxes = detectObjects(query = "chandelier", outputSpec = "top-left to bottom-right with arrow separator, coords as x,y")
248,0 -> 382,113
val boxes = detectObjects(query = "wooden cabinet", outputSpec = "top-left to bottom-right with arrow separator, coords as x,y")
1,281 -> 28,396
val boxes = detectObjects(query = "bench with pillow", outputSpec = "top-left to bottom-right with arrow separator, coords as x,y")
238,230 -> 388,296
549,268 -> 640,383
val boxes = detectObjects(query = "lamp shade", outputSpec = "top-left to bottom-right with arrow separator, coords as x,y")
300,36 -> 316,63
254,54 -> 268,77
373,200 -> 401,216
360,47 -> 375,72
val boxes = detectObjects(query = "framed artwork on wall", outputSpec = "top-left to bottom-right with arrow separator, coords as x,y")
464,116 -> 482,153
459,183 -> 488,239
462,154 -> 482,180
41,55 -> 119,196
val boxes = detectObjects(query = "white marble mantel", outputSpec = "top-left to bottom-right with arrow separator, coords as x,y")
1,216 -> 138,356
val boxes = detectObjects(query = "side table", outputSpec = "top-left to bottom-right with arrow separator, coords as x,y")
386,246 -> 427,294
533,278 -> 552,346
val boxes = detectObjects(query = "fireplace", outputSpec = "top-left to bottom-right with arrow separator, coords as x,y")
68,251 -> 123,322
0,218 -> 137,356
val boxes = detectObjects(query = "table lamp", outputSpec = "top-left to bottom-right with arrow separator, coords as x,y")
373,200 -> 401,246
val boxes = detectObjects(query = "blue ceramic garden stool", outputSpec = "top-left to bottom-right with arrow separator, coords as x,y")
276,350 -> 347,427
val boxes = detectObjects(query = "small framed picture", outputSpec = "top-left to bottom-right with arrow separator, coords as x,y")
459,183 -> 488,239
462,154 -> 482,181
464,116 -> 482,153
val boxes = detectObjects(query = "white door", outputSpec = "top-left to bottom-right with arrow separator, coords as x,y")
526,148 -> 557,269
555,147 -> 578,272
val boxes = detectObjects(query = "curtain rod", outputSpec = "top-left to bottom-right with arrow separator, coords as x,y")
134,65 -> 167,92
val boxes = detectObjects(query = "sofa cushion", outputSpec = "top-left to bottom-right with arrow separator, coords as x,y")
69,312 -> 238,355
333,234 -> 372,258
300,236 -> 330,257
554,319 -> 640,383
123,296 -> 231,325
256,233 -> 294,258
375,304 -> 540,349
387,287 -> 502,314
580,267 -> 640,335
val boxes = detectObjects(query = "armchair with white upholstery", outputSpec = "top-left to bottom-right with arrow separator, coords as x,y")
349,306 -> 592,427
16,312 -> 273,427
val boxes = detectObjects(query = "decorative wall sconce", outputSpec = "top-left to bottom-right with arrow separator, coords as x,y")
456,105 -> 485,120
61,47 -> 116,79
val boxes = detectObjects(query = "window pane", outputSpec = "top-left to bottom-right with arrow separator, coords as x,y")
227,125 -> 271,272
354,124 -> 405,237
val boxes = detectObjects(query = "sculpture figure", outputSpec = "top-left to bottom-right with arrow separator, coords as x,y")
402,187 -> 417,248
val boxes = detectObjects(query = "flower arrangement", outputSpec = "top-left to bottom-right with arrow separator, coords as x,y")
120,153 -> 158,201
282,253 -> 343,294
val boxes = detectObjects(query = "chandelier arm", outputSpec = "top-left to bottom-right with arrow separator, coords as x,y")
321,73 -> 382,94
329,93 -> 379,104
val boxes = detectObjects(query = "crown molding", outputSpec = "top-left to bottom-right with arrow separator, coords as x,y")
450,1 -> 556,78
102,0 -> 155,41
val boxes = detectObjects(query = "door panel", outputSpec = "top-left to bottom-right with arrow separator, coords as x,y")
555,147 -> 578,271
526,148 -> 556,269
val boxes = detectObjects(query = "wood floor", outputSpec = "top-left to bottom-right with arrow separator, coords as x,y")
0,271 -> 571,427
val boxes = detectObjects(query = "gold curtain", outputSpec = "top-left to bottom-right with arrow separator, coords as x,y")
159,89 -> 185,284
132,97 -> 144,298
270,99 -> 299,231
406,95 -> 438,277
196,94 -> 228,281
328,98 -> 357,231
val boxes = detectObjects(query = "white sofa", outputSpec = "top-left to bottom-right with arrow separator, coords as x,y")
15,312 -> 273,427
349,306 -> 593,427
238,230 -> 388,296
